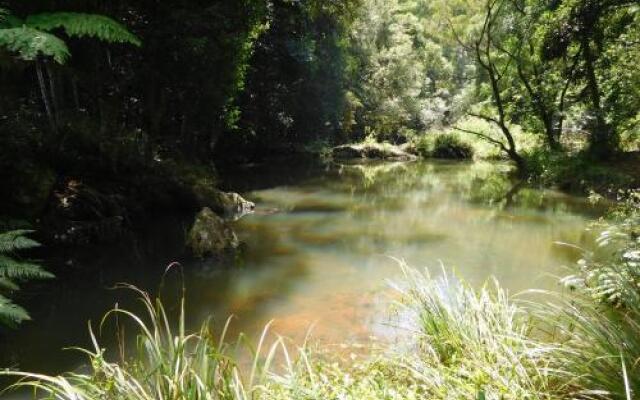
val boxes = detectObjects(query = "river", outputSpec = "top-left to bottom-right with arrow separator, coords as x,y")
0,159 -> 602,380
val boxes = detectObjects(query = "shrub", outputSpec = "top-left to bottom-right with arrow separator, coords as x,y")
431,134 -> 474,159
523,149 -> 634,193
415,133 -> 474,159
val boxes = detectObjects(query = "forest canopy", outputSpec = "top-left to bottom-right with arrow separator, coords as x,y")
0,0 -> 638,219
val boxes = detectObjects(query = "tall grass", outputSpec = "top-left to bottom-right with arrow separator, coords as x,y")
3,284 -> 282,400
0,268 -> 567,400
392,265 -> 567,399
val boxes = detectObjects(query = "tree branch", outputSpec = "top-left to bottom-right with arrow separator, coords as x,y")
454,126 -> 509,153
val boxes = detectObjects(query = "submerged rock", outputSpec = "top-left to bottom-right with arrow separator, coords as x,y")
187,207 -> 239,258
332,143 -> 417,161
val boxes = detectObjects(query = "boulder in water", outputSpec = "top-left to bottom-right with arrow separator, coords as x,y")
187,207 -> 239,258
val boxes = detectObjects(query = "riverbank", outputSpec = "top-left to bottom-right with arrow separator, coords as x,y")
329,131 -> 640,196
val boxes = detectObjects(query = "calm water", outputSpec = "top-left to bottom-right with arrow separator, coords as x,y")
0,160 -> 601,380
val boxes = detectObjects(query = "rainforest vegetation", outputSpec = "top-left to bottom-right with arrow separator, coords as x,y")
0,0 -> 639,398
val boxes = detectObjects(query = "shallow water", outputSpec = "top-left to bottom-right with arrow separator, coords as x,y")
0,160 -> 601,379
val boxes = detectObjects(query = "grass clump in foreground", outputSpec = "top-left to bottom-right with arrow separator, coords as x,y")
1,270 -> 557,400
3,198 -> 640,400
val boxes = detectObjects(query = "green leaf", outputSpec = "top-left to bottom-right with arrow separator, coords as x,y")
0,26 -> 70,64
0,294 -> 30,328
0,230 -> 52,328
0,277 -> 19,292
0,255 -> 53,281
0,230 -> 40,253
26,12 -> 141,47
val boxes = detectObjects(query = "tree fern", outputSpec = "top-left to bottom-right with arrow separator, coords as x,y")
0,26 -> 69,63
0,230 -> 53,328
26,12 -> 141,47
0,10 -> 140,65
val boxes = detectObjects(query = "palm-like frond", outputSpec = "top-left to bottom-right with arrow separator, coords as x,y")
0,26 -> 69,63
0,277 -> 19,292
26,12 -> 141,47
0,230 -> 52,328
0,294 -> 30,327
0,255 -> 53,282
0,230 -> 40,252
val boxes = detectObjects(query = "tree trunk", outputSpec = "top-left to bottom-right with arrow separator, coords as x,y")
45,61 -> 60,129
581,37 -> 616,159
35,59 -> 56,133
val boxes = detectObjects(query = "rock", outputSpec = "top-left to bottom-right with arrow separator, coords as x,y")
332,143 -> 417,161
187,207 -> 239,258
213,191 -> 255,218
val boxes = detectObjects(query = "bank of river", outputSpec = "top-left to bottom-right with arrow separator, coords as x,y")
0,160 -> 603,377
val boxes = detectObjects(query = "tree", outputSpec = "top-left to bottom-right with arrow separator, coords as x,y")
542,0 -> 639,158
444,0 -> 527,171
495,0 -> 582,151
0,10 -> 141,132
347,0 -> 457,141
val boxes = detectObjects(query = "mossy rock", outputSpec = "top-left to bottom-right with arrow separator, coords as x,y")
187,207 -> 239,258
210,191 -> 255,217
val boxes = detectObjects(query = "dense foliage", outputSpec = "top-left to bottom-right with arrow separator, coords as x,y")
1,0 -> 638,223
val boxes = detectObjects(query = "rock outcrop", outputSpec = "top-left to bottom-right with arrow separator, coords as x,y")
332,143 -> 417,161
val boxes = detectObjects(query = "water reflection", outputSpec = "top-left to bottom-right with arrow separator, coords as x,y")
0,160 -> 602,378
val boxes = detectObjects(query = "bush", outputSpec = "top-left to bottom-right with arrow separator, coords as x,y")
432,134 -> 474,159
523,149 -> 634,193
415,133 -> 474,159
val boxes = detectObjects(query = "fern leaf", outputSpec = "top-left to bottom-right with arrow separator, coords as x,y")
0,26 -> 70,64
0,277 -> 19,292
0,230 -> 51,328
0,294 -> 30,328
0,255 -> 53,281
26,12 -> 141,47
0,230 -> 40,253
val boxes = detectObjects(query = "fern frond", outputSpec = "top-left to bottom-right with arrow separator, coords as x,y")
0,26 -> 69,63
0,294 -> 30,327
26,12 -> 141,47
0,255 -> 53,281
0,277 -> 19,292
0,230 -> 40,253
